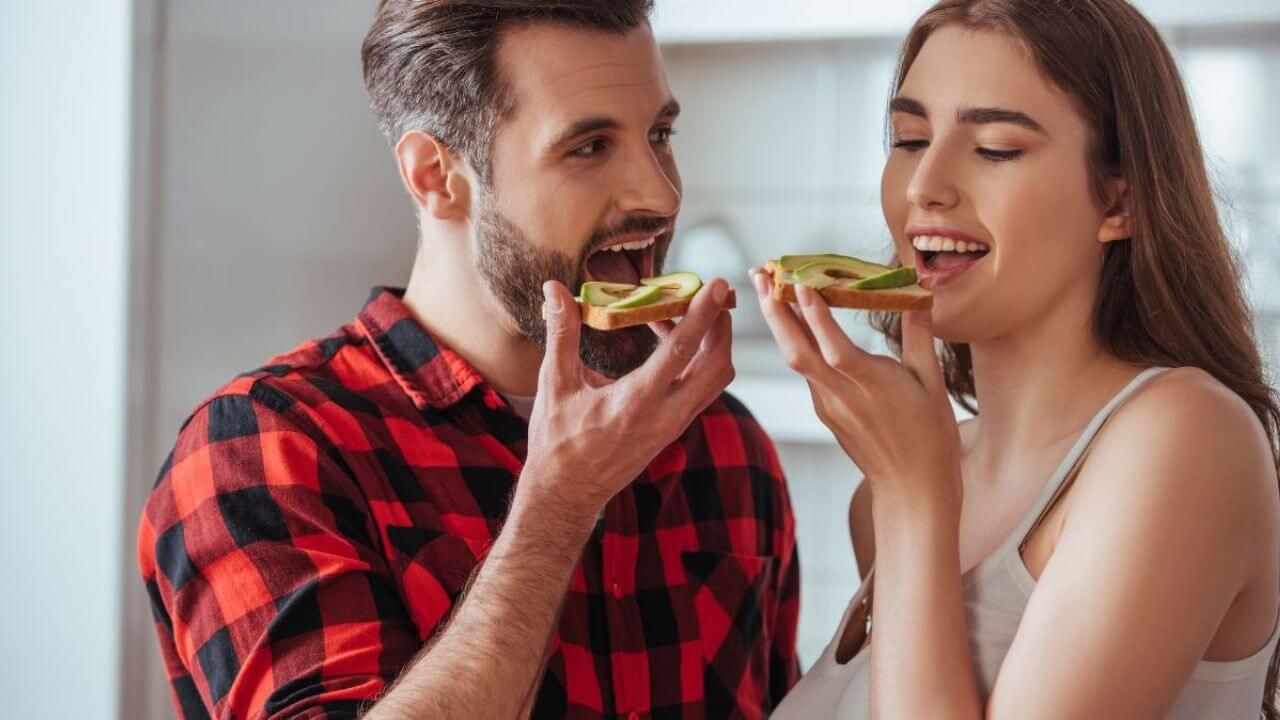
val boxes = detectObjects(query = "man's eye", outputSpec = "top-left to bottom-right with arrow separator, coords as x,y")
572,138 -> 606,157
891,139 -> 929,152
650,127 -> 677,145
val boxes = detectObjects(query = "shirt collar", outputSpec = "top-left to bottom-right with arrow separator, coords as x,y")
355,287 -> 488,410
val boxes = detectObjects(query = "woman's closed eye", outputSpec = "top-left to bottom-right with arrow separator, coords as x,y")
891,138 -> 929,152
891,137 -> 1025,162
976,147 -> 1024,161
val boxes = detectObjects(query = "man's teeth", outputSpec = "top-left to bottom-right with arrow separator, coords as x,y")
911,235 -> 990,254
600,235 -> 658,252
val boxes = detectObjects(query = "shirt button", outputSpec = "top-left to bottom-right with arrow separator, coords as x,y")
611,580 -> 622,600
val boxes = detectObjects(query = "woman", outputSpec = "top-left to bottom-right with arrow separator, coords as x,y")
758,1 -> 1280,718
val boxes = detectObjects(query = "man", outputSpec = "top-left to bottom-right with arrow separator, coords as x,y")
138,1 -> 800,718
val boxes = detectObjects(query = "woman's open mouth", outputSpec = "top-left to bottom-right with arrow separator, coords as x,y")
584,232 -> 662,285
912,233 -> 991,286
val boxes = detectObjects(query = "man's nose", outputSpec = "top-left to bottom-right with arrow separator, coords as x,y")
616,148 -> 681,218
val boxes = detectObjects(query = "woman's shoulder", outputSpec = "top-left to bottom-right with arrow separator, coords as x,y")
1104,366 -> 1270,463
1078,365 -> 1276,548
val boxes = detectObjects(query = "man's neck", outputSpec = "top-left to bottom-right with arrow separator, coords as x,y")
401,231 -> 545,397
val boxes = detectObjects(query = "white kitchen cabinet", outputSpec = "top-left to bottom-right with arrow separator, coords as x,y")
653,0 -> 1280,44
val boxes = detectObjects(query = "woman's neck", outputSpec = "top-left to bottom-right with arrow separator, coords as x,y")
966,310 -> 1146,469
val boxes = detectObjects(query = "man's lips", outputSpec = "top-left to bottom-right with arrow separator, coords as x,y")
584,230 -> 669,283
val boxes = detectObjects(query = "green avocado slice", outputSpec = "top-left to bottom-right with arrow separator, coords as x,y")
581,281 -> 639,306
606,283 -> 664,309
778,253 -> 891,278
641,271 -> 702,299
791,260 -> 877,289
848,266 -> 918,290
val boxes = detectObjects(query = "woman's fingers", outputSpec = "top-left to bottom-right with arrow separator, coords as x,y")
794,283 -> 876,382
900,310 -> 946,394
751,269 -> 846,390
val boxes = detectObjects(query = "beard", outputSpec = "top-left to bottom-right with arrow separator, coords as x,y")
473,198 -> 670,378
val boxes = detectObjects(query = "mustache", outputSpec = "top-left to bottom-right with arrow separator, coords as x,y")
585,215 -> 672,255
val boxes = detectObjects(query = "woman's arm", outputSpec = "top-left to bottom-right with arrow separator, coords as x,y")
849,480 -> 875,580
751,273 -> 1277,720
752,273 -> 982,718
986,368 -> 1275,719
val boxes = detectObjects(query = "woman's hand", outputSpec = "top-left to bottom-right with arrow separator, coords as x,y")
750,269 -> 963,515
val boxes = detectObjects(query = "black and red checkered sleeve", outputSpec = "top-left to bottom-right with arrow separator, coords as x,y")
758,427 -> 803,708
138,391 -> 421,720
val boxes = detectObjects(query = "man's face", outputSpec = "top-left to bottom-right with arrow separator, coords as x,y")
473,22 -> 682,378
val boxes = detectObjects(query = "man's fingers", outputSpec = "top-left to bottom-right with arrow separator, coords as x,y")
540,280 -> 583,391
670,308 -> 735,409
900,310 -> 945,393
794,284 -> 875,381
648,319 -> 676,340
635,278 -> 732,388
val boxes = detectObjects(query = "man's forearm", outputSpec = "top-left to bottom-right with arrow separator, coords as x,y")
365,479 -> 596,720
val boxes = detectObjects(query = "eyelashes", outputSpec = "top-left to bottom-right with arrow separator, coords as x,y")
890,139 -> 1024,162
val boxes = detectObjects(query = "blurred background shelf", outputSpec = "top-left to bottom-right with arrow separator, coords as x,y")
653,0 -> 1280,44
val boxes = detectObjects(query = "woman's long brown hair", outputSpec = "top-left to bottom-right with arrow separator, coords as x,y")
870,1 -> 1280,714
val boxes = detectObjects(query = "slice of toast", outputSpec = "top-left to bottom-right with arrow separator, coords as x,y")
765,260 -> 932,312
542,289 -> 739,331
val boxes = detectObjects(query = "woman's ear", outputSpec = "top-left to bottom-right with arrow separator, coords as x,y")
395,130 -> 472,221
1098,177 -> 1131,244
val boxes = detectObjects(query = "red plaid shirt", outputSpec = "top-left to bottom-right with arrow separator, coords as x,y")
139,287 -> 801,720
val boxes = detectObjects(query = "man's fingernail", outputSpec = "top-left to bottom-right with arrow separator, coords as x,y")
543,283 -> 561,312
713,281 -> 729,305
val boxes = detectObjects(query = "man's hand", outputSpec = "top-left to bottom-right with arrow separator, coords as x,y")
524,278 -> 736,522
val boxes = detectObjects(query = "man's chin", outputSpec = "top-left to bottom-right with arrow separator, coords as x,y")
580,325 -> 657,378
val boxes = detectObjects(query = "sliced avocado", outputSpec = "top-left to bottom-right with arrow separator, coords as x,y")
641,271 -> 702,299
607,284 -> 664,309
792,260 -> 885,289
580,281 -> 639,307
848,266 -> 918,290
778,253 -> 891,278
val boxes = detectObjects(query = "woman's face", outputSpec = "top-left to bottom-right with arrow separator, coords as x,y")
881,26 -> 1119,343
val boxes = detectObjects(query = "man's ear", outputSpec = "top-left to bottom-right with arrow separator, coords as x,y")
1098,177 -> 1131,244
395,130 -> 472,221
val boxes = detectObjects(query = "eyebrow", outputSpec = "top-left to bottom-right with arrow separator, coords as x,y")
547,100 -> 682,150
889,96 -> 1050,136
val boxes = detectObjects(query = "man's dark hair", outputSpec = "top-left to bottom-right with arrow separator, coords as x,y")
361,0 -> 656,184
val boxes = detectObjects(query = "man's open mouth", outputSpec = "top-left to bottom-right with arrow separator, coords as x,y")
584,232 -> 663,285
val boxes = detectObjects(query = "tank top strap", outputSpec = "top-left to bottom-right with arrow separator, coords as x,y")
1006,366 -> 1173,555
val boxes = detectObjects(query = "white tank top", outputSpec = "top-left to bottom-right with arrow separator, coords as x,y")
774,367 -> 1280,719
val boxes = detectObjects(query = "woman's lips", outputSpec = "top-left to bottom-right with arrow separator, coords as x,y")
914,247 -> 987,286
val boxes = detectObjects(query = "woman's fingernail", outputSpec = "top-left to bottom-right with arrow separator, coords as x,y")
751,272 -> 769,298
797,284 -> 813,307
543,282 -> 561,312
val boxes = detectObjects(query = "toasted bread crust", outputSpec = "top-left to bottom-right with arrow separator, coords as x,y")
541,289 -> 739,331
764,260 -> 932,312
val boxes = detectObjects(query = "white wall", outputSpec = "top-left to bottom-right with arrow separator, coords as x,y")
0,3 -> 132,719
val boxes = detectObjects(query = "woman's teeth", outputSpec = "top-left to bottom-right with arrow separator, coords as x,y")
911,235 -> 990,254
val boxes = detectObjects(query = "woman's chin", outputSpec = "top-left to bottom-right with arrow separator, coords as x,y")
926,295 -> 983,346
